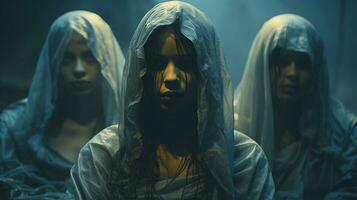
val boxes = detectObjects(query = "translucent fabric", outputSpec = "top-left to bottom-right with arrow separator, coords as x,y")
0,10 -> 124,199
69,1 -> 274,200
234,14 -> 357,199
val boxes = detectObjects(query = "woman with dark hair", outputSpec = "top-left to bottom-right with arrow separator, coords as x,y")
234,14 -> 357,199
70,2 -> 274,199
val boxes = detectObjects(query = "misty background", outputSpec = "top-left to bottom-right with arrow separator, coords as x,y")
1,0 -> 356,113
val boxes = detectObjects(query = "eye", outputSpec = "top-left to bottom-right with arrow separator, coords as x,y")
62,52 -> 75,65
147,55 -> 168,71
173,55 -> 196,71
83,51 -> 98,64
275,56 -> 290,69
295,56 -> 311,71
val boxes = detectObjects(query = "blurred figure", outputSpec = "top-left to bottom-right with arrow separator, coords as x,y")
69,1 -> 274,200
234,14 -> 357,199
0,11 -> 124,198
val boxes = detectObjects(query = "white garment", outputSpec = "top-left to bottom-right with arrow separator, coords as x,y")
69,125 -> 274,200
69,2 -> 275,200
234,14 -> 357,199
0,10 -> 125,199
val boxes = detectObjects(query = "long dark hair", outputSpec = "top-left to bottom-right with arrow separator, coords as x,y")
111,21 -> 214,199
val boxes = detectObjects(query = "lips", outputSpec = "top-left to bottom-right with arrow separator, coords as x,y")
280,84 -> 300,96
160,92 -> 183,101
282,84 -> 298,90
70,81 -> 92,90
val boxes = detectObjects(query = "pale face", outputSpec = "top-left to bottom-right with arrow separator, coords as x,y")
147,31 -> 197,114
271,48 -> 313,103
60,32 -> 101,96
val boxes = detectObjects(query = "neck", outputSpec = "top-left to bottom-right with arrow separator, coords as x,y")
154,109 -> 198,156
59,92 -> 103,125
273,99 -> 302,149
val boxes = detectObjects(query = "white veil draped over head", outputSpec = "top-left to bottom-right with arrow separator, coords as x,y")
234,14 -> 357,199
69,3 -> 276,200
119,1 -> 235,198
12,10 -> 125,165
234,14 -> 327,163
0,10 -> 124,198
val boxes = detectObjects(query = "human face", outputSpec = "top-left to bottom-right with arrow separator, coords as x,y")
147,31 -> 197,114
60,32 -> 101,96
271,48 -> 313,103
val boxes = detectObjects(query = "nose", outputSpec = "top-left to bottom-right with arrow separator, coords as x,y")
163,60 -> 180,90
73,59 -> 86,79
285,61 -> 298,81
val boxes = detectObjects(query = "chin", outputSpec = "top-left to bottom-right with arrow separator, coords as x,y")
69,89 -> 94,97
159,104 -> 181,115
277,95 -> 300,103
